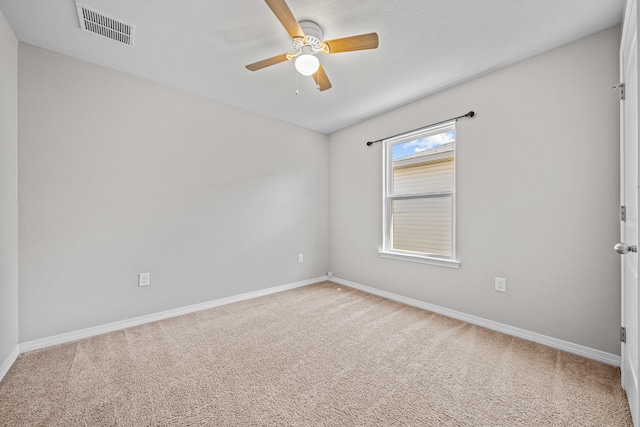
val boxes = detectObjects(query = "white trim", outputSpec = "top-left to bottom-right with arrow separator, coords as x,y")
20,276 -> 326,354
0,345 -> 20,381
378,250 -> 461,269
331,277 -> 621,366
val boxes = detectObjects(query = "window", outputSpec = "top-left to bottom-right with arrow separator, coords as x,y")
379,121 -> 460,268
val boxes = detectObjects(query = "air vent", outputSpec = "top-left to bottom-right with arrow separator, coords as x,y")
75,3 -> 135,46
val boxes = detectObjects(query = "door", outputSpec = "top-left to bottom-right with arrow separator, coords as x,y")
619,1 -> 639,424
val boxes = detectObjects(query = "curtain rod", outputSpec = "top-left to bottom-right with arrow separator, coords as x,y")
366,111 -> 475,146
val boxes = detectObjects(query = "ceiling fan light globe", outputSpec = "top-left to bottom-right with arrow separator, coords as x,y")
295,54 -> 320,76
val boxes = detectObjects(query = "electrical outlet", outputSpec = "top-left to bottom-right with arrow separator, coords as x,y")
138,272 -> 150,287
298,253 -> 304,263
328,271 -> 333,279
494,277 -> 506,293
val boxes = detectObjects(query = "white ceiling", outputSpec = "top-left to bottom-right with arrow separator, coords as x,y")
0,0 -> 625,134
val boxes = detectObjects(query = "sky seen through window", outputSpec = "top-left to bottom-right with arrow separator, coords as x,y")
392,130 -> 455,160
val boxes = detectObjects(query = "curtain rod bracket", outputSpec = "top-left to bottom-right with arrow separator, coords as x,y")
366,111 -> 475,146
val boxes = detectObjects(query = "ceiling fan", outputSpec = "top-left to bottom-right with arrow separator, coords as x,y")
245,0 -> 379,91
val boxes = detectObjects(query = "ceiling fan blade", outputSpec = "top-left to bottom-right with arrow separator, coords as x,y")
245,53 -> 293,71
264,0 -> 305,40
312,65 -> 332,91
322,32 -> 379,53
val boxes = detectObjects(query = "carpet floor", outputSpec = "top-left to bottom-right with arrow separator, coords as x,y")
0,281 -> 633,426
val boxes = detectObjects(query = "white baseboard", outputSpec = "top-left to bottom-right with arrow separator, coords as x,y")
331,277 -> 621,367
20,276 -> 327,354
0,345 -> 20,382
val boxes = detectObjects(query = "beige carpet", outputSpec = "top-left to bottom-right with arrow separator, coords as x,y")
0,281 -> 632,426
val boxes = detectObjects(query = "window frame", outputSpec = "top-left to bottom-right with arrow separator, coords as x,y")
379,121 -> 461,269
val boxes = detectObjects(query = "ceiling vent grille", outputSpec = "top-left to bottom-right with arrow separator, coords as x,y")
75,3 -> 134,46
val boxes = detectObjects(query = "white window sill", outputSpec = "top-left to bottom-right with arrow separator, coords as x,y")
378,250 -> 461,269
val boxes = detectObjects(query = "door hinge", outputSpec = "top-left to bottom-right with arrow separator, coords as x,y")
612,83 -> 625,100
621,205 -> 627,222
621,326 -> 627,343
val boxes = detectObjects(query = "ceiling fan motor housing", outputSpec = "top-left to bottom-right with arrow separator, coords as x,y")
294,20 -> 323,53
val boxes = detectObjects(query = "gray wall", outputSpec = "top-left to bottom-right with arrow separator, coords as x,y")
328,27 -> 622,354
0,10 -> 19,365
18,44 -> 329,342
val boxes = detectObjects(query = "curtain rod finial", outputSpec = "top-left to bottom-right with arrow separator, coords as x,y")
467,111 -> 475,117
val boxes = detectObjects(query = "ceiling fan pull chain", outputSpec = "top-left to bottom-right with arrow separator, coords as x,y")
295,66 -> 300,95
